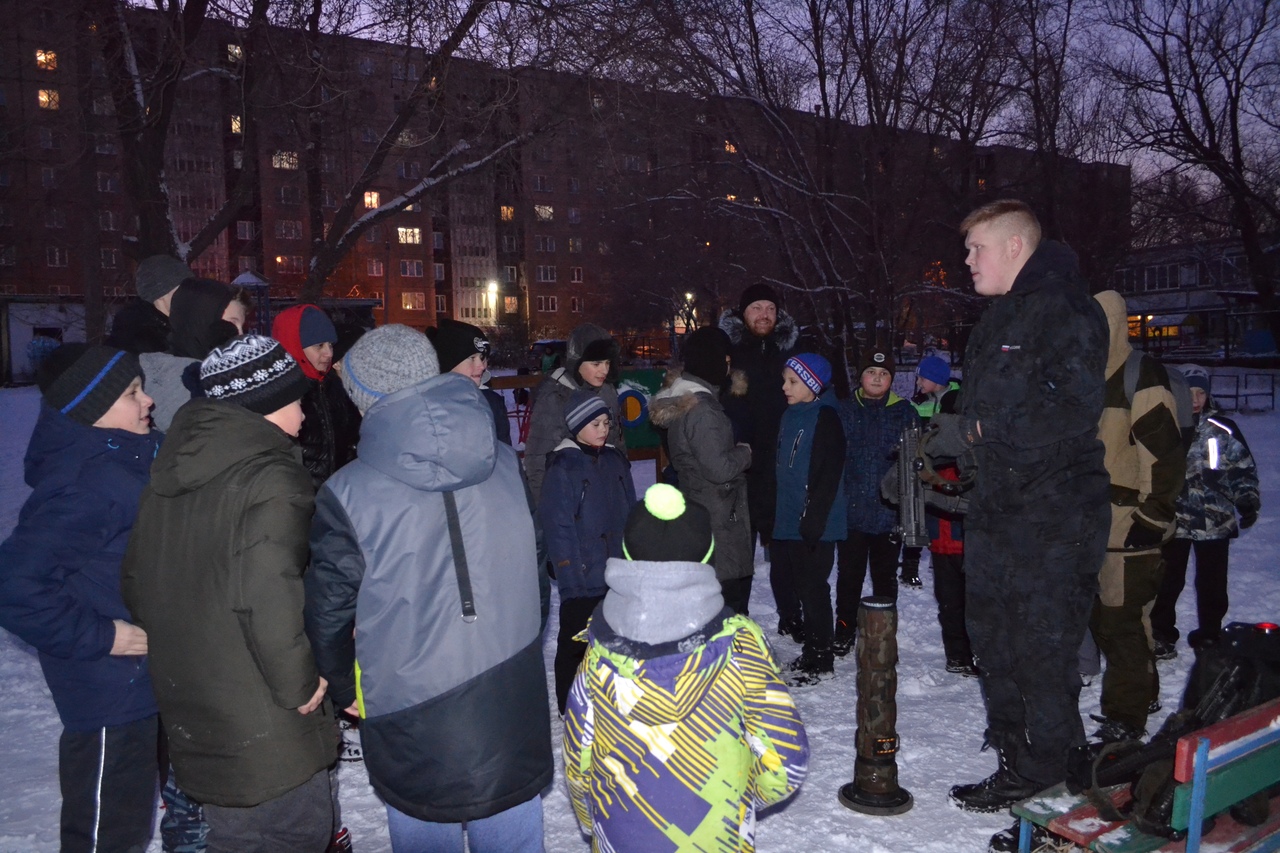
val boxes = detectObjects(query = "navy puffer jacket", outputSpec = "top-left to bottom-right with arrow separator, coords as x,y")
839,390 -> 920,535
539,440 -> 636,599
0,404 -> 160,731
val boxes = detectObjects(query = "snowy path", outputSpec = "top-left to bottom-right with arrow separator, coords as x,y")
2,382 -> 1277,853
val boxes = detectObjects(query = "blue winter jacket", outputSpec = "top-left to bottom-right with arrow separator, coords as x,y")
839,391 -> 921,535
774,392 -> 847,542
0,404 -> 161,731
540,439 -> 635,600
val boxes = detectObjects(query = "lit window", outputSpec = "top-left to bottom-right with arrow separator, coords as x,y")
275,255 -> 304,274
38,89 -> 59,110
504,296 -> 518,314
230,115 -> 242,134
397,227 -> 421,244
227,44 -> 243,62
724,140 -> 737,154
400,259 -> 424,277
36,49 -> 57,70
500,205 -> 515,222
725,194 -> 737,202
272,150 -> 299,170
364,191 -> 380,209
367,259 -> 384,276
402,291 -> 427,311
568,237 -> 582,254
534,205 -> 553,221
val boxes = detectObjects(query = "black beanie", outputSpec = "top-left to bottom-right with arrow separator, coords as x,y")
623,484 -> 715,564
429,318 -> 491,373
37,344 -> 141,426
200,334 -> 311,415
680,327 -> 731,385
574,337 -> 620,386
738,282 -> 780,314
169,278 -> 237,359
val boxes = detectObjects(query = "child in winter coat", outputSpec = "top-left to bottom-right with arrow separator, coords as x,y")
123,335 -> 337,853
0,344 -> 161,853
650,326 -> 754,614
1151,365 -> 1261,656
430,318 -> 512,444
774,353 -> 847,687
524,323 -> 626,502
272,303 -> 362,488
305,326 -> 552,853
563,484 -> 809,853
541,387 -> 637,714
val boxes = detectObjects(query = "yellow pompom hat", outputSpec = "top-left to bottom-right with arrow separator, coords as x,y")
622,483 -> 715,564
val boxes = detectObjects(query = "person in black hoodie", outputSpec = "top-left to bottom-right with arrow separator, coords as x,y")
919,201 -> 1109,851
140,277 -> 239,431
0,345 -> 161,853
107,255 -> 194,354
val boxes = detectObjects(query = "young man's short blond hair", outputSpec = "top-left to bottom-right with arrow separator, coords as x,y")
960,199 -> 1042,253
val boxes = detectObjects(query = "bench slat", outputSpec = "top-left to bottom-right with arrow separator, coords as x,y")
1174,698 -> 1280,783
1170,742 -> 1280,831
1096,793 -> 1280,853
1013,784 -> 1132,846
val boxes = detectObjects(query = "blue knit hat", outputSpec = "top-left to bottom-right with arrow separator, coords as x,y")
298,306 -> 337,349
565,387 -> 610,436
917,355 -> 951,387
785,353 -> 832,397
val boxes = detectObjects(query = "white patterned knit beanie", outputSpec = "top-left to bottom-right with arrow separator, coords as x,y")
200,334 -> 310,415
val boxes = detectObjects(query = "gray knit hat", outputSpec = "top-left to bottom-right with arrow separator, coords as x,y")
340,324 -> 440,415
135,255 -> 194,303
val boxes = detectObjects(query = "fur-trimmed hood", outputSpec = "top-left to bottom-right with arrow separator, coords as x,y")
650,368 -> 747,429
718,306 -> 800,351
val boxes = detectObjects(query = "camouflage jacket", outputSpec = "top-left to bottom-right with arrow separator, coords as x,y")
1175,403 -> 1259,541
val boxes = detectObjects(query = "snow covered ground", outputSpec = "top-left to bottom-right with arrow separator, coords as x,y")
1,378 -> 1277,853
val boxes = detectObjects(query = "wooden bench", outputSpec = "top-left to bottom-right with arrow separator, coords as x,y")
1012,697 -> 1280,853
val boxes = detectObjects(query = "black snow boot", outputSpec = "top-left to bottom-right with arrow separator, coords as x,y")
987,818 -> 1051,853
950,746 -> 1040,813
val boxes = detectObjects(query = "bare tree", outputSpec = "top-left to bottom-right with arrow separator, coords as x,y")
1100,0 -> 1280,342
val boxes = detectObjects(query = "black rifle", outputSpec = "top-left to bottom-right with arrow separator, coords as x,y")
891,421 -> 931,549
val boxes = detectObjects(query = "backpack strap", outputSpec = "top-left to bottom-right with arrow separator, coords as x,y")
442,491 -> 478,622
1123,349 -> 1143,407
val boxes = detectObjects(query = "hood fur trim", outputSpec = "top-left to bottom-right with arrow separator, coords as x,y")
718,306 -> 800,351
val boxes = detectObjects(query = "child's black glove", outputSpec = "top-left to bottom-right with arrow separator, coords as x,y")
920,414 -> 982,461
1123,517 -> 1166,549
1237,495 -> 1260,530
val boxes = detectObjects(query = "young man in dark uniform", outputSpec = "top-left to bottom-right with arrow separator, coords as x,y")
921,200 -> 1110,851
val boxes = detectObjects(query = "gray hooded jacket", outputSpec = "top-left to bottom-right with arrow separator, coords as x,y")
305,372 -> 552,822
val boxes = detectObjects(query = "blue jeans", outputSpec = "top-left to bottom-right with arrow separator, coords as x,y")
386,797 -> 544,853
